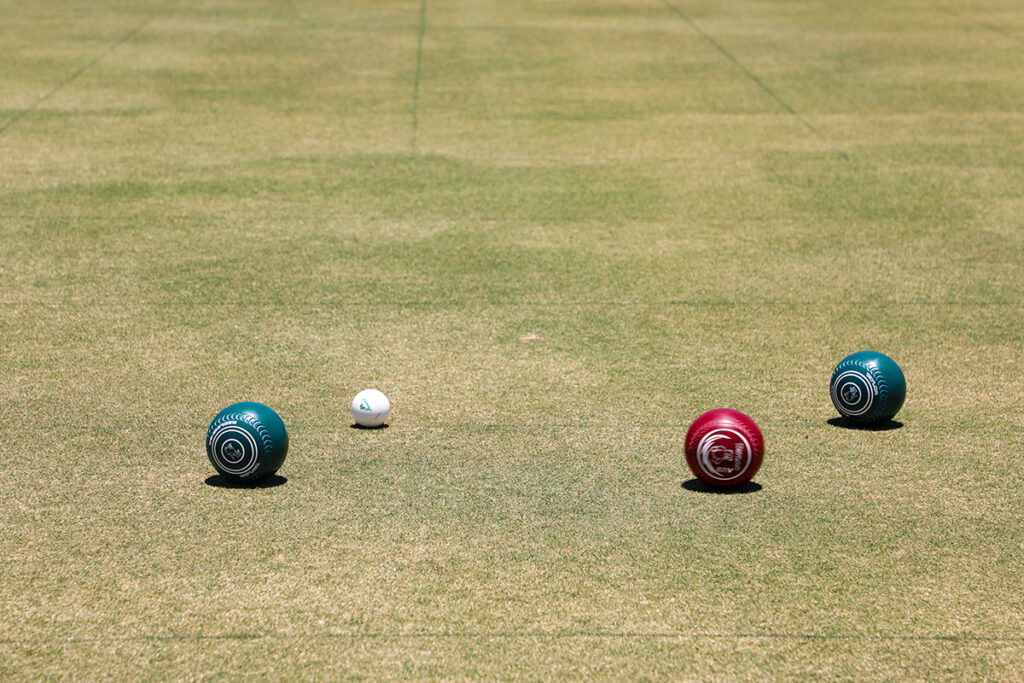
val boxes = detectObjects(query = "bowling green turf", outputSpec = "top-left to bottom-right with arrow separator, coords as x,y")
1,0 -> 1022,677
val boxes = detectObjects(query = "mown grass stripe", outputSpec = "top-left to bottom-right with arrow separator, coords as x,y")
0,300 -> 1019,308
2,631 -> 1022,645
0,418 -> 1004,434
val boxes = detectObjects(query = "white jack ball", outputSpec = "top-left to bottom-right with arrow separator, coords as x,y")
352,389 -> 391,427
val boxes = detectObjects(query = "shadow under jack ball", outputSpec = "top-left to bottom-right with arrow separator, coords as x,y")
830,351 -> 906,425
206,402 -> 289,482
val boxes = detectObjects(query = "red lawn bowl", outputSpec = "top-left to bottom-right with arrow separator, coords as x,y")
684,409 -> 764,488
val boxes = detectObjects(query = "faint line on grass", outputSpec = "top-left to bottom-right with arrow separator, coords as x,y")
2,631 -> 1022,646
0,11 -> 161,136
661,0 -> 827,143
0,299 -> 1018,308
410,0 -> 428,153
933,4 -> 1024,45
2,418 -> 1004,434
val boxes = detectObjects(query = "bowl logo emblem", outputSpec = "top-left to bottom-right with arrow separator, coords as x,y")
208,420 -> 261,477
831,369 -> 877,417
697,428 -> 752,481
222,441 -> 243,463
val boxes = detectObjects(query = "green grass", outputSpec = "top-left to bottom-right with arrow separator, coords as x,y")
2,0 -> 1023,677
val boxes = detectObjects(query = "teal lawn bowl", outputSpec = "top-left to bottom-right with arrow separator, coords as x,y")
830,351 -> 906,425
206,402 -> 289,482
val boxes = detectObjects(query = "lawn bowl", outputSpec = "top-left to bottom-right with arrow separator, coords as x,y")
206,402 -> 289,482
684,409 -> 764,488
830,351 -> 906,425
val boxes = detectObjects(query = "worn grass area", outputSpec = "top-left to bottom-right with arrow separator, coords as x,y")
1,0 -> 1022,677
